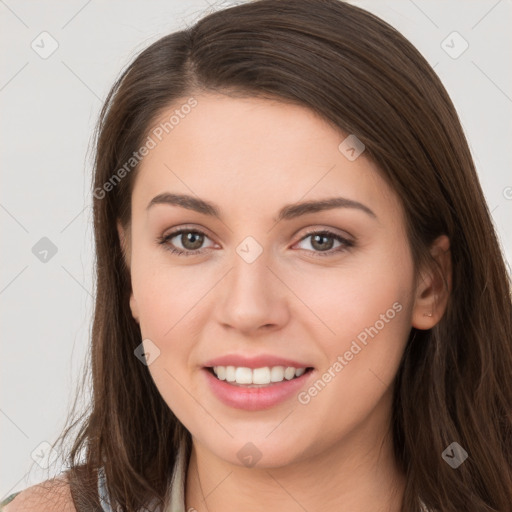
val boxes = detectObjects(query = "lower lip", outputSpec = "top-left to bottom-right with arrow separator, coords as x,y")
203,368 -> 314,411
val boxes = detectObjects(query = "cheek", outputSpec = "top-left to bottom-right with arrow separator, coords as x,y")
130,246 -> 220,404
130,243 -> 212,340
288,239 -> 413,351
131,261 -> 210,428
287,242 -> 414,417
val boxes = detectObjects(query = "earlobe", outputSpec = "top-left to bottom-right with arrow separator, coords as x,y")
411,235 -> 452,330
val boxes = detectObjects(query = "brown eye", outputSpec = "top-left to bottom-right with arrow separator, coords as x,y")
310,233 -> 335,251
158,229 -> 215,256
295,230 -> 354,257
178,231 -> 205,250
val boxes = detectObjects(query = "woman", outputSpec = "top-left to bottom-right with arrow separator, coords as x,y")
3,0 -> 511,511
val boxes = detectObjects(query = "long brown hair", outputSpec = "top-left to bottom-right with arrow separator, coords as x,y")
51,1 -> 512,510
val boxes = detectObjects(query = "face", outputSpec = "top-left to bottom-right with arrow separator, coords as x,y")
118,93 -> 424,468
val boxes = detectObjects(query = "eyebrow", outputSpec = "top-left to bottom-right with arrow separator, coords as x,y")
146,192 -> 377,222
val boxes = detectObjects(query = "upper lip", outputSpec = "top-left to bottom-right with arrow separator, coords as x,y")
203,354 -> 313,369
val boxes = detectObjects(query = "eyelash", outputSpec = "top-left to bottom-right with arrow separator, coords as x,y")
156,228 -> 354,258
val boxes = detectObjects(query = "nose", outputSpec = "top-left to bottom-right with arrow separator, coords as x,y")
215,249 -> 290,336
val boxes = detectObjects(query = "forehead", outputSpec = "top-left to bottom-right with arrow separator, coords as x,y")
131,93 -> 401,222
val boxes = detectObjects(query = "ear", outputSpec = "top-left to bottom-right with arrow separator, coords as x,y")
116,220 -> 140,324
411,234 -> 452,330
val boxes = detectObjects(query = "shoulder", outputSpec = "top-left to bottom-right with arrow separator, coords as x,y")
1,476 -> 76,512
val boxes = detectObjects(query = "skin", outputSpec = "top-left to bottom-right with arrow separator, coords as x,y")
117,93 -> 451,512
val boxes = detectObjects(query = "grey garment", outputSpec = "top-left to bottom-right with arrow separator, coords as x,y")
97,466 -> 115,512
97,443 -> 187,512
96,467 -> 167,512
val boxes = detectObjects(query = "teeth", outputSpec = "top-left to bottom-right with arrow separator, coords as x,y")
235,367 -> 253,384
225,366 -> 236,382
215,366 -> 226,380
270,366 -> 285,382
284,367 -> 296,380
252,367 -> 271,385
212,365 -> 307,385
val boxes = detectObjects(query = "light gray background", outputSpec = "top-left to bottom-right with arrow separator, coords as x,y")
1,0 -> 511,499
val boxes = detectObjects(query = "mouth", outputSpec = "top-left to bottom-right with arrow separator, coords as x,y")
203,364 -> 315,410
201,355 -> 316,410
205,365 -> 315,387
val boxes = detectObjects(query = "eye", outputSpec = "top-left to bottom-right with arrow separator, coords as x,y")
294,229 -> 354,257
157,227 -> 354,257
157,228 -> 216,256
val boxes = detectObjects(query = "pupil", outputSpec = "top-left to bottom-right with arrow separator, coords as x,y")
183,232 -> 203,250
312,234 -> 333,251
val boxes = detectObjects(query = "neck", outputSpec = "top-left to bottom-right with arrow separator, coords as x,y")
185,393 -> 405,512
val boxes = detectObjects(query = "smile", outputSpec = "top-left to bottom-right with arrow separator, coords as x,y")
203,365 -> 315,411
210,365 -> 309,386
